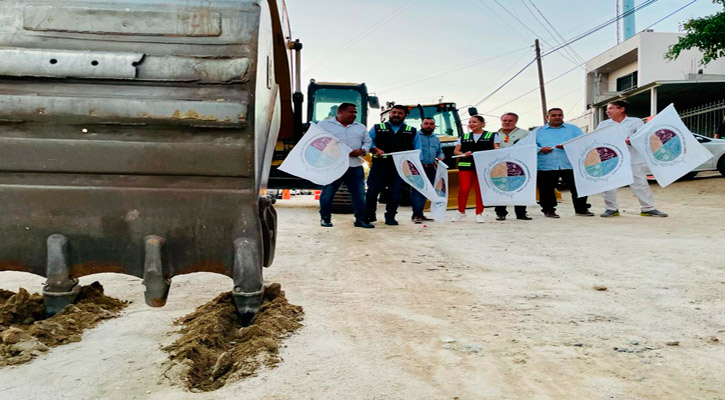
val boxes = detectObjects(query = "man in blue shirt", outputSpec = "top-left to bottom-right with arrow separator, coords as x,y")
535,108 -> 593,218
365,105 -> 417,225
411,117 -> 444,223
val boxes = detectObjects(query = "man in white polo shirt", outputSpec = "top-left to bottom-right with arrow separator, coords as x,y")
495,112 -> 533,221
598,100 -> 667,218
317,103 -> 374,228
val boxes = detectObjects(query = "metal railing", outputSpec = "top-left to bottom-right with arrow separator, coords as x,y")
679,99 -> 725,137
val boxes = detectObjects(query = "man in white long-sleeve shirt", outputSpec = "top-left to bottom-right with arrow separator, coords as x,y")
317,103 -> 374,228
598,100 -> 667,218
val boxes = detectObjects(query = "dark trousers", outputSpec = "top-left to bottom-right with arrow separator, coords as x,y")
319,166 -> 366,221
366,161 -> 405,220
537,169 -> 589,214
494,205 -> 528,217
411,165 -> 437,217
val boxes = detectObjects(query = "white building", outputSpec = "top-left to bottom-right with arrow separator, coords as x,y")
584,30 -> 725,136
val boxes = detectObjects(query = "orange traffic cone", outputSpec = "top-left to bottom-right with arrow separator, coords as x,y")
282,189 -> 291,200
314,190 -> 321,200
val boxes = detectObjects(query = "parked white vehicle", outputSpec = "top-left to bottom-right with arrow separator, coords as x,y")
691,134 -> 725,176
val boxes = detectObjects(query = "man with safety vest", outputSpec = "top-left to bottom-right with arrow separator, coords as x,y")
452,115 -> 500,223
366,105 -> 417,225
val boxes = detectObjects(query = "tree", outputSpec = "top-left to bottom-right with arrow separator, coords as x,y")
665,0 -> 725,66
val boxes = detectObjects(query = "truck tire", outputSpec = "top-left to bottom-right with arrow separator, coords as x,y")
331,184 -> 354,214
718,156 -> 725,177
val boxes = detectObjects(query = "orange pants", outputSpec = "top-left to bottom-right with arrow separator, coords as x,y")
457,169 -> 484,214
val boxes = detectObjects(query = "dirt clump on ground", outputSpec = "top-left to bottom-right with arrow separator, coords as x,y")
0,282 -> 127,366
161,283 -> 304,392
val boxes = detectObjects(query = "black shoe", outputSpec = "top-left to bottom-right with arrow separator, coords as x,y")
354,220 -> 375,229
576,211 -> 595,217
544,211 -> 560,218
320,218 -> 333,227
366,215 -> 377,223
516,214 -> 533,220
421,215 -> 434,221
496,215 -> 506,221
412,215 -> 424,224
385,219 -> 399,226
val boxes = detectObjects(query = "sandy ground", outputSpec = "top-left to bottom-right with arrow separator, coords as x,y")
1,172 -> 724,400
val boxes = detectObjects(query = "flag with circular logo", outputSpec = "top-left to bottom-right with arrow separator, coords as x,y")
473,145 -> 537,206
390,150 -> 440,203
562,123 -> 633,197
629,104 -> 713,187
279,122 -> 352,185
429,161 -> 449,222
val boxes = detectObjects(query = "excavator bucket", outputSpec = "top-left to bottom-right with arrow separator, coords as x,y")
0,0 -> 290,321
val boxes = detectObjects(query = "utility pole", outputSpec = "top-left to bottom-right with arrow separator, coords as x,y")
534,39 -> 548,124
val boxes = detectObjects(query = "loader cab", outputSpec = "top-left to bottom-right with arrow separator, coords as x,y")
268,81 -> 379,188
380,102 -> 464,168
306,81 -> 379,125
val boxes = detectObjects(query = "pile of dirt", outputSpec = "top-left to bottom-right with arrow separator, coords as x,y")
0,282 -> 127,366
161,283 -> 304,392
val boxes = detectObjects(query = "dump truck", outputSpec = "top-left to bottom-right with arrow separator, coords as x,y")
0,0 -> 295,322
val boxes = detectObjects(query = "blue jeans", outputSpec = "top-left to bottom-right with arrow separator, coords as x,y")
411,165 -> 437,217
365,160 -> 404,220
319,166 -> 366,221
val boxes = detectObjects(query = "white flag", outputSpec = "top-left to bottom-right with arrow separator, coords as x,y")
429,161 -> 449,223
563,124 -> 633,197
278,122 -> 353,186
629,104 -> 713,187
391,150 -> 440,202
472,145 -> 538,206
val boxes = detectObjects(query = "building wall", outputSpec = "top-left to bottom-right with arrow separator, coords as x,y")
607,61 -> 638,92
638,32 -> 725,84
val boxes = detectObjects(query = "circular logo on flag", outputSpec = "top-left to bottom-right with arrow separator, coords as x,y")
489,161 -> 527,192
304,137 -> 342,168
434,176 -> 446,197
583,146 -> 620,178
649,128 -> 682,162
401,160 -> 426,189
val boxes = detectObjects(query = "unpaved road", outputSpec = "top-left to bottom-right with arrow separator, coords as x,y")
1,173 -> 724,399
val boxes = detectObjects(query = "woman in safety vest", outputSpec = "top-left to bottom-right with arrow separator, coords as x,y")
452,115 -> 500,223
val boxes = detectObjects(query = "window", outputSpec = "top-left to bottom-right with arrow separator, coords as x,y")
616,71 -> 638,92
310,89 -> 363,123
405,106 -> 458,136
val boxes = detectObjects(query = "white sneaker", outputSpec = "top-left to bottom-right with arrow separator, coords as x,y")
476,213 -> 485,223
451,212 -> 466,222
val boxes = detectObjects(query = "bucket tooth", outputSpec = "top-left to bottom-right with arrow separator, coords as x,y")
232,237 -> 264,326
42,234 -> 80,316
142,235 -> 171,307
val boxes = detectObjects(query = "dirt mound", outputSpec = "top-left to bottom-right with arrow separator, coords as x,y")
0,282 -> 127,366
161,283 -> 304,392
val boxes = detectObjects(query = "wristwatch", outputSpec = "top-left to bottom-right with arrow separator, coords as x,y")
359,148 -> 366,155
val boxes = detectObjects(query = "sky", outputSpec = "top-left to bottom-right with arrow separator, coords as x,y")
284,0 -> 721,131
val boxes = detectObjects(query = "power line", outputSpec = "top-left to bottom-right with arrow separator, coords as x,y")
303,0 -> 421,74
469,0 -> 531,45
486,62 -> 585,113
472,0 -> 659,109
490,0 -> 581,66
376,46 -> 530,93
643,0 -> 698,30
524,0 -> 586,65
543,0 -> 658,57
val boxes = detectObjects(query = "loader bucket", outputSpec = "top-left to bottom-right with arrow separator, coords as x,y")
0,0 -> 289,320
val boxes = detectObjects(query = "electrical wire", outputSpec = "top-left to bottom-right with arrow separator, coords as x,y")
524,0 -> 587,65
303,0 -> 421,74
376,46 -> 530,93
472,0 -> 660,109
